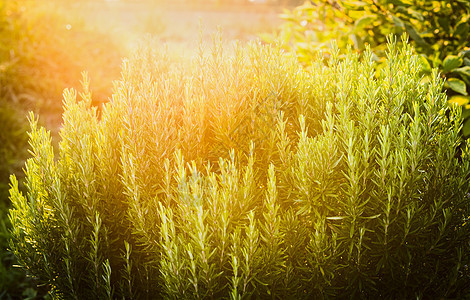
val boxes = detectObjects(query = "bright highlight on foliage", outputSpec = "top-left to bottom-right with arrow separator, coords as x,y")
8,35 -> 470,298
0,1 -> 282,297
268,0 -> 470,137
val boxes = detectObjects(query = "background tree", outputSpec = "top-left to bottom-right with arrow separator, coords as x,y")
267,0 -> 470,135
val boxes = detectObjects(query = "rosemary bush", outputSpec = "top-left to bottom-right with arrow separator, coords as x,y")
9,37 -> 470,299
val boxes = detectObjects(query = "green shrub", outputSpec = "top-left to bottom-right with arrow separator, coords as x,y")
9,37 -> 470,298
268,0 -> 470,136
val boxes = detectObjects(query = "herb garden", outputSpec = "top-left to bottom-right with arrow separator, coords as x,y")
2,0 -> 470,299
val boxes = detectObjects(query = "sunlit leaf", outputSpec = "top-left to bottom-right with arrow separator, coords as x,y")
342,1 -> 368,8
431,1 -> 442,10
443,55 -> 463,73
420,32 -> 435,39
449,95 -> 470,106
446,78 -> 468,95
418,55 -> 431,73
389,0 -> 413,7
349,10 -> 366,20
420,76 -> 431,84
454,66 -> 470,78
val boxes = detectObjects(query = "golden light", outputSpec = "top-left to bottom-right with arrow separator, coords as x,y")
14,0 -> 283,118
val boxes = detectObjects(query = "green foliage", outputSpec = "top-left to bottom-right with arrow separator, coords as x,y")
0,103 -> 35,298
268,0 -> 470,135
0,205 -> 41,300
9,38 -> 470,298
0,103 -> 27,200
0,0 -> 122,112
0,1 -> 123,297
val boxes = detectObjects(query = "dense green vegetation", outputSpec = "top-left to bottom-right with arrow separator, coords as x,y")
0,104 -> 33,299
9,36 -> 470,298
269,0 -> 470,135
1,0 -> 123,297
2,0 -> 470,298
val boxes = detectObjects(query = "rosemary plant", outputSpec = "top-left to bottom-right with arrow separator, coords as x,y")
9,37 -> 470,298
